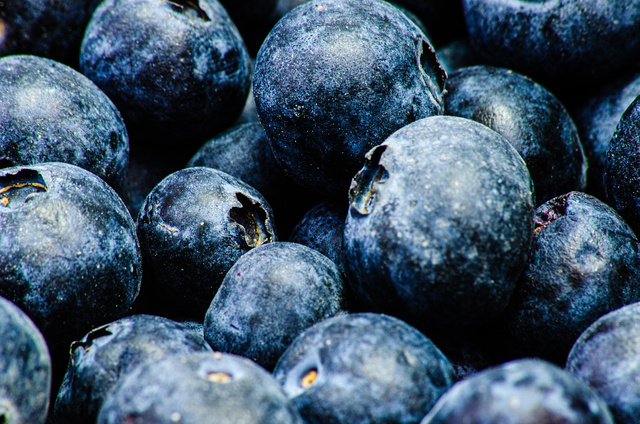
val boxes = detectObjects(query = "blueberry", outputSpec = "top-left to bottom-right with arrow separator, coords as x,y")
273,312 -> 456,424
573,64 -> 640,200
97,351 -> 303,424
204,241 -> 348,370
0,162 -> 142,357
444,65 -> 587,205
0,55 -> 129,189
79,0 -> 251,146
500,191 -> 640,363
186,121 -> 315,235
288,200 -> 348,278
0,0 -> 101,66
187,123 -> 285,203
421,358 -> 614,423
0,296 -> 51,424
253,0 -> 445,197
566,301 -> 640,423
54,314 -> 212,423
343,115 -> 534,332
462,0 -> 640,87
604,94 -> 640,233
136,166 -> 276,319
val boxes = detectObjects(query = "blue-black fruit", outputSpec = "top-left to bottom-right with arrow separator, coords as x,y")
567,301 -> 640,424
254,0 -> 445,197
0,163 -> 142,355
462,0 -> 640,87
204,241 -> 348,370
0,55 -> 129,189
137,167 -> 277,319
273,312 -> 456,424
0,296 -> 51,424
501,191 -> 640,363
97,351 -> 303,424
421,358 -> 614,423
186,121 -> 315,236
54,314 -> 212,424
444,65 -> 587,205
80,0 -> 251,146
343,115 -> 534,332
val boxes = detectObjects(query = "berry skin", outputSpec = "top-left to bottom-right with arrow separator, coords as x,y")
254,0 -> 445,197
343,115 -> 534,332
80,0 -> 251,146
421,358 -> 614,424
97,352 -> 303,424
273,312 -> 456,424
0,54 -> 129,189
204,241 -> 348,370
136,167 -> 277,319
0,162 -> 142,356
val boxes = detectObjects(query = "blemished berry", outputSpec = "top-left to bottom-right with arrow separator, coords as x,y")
343,115 -> 534,333
253,0 -> 445,197
136,166 -> 277,319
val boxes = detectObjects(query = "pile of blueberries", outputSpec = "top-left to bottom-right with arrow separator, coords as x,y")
3,0 -> 640,422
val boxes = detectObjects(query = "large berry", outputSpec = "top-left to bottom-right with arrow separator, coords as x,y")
421,359 -> 614,423
0,163 -> 141,355
136,167 -> 276,319
253,0 -> 445,196
0,54 -> 129,189
343,116 -> 534,332
97,352 -> 303,424
204,242 -> 348,370
80,0 -> 251,146
273,313 -> 456,424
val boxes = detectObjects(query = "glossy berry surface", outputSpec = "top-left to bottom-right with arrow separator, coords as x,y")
97,351 -> 303,424
204,242 -> 348,370
421,358 -> 614,423
273,312 -> 456,424
137,166 -> 277,319
254,0 -> 445,196
343,115 -> 534,332
0,54 -> 129,189
444,65 -> 586,205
